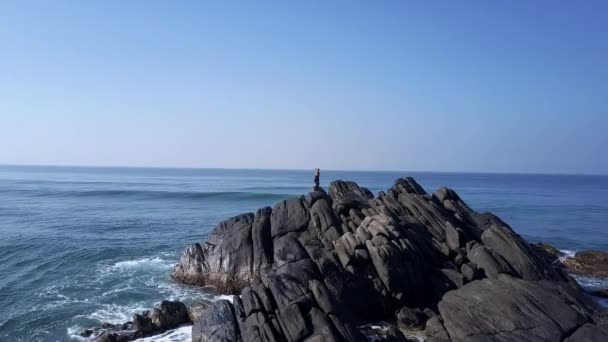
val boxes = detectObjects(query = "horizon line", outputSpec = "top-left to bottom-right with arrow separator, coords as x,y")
1,163 -> 606,177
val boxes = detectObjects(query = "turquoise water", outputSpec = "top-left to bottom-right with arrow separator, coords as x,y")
1,165 -> 607,341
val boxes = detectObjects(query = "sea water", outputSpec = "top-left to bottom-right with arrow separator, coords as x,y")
1,165 -> 607,341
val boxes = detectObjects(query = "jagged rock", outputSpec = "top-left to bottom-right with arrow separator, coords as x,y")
171,177 -> 606,342
328,180 -> 373,216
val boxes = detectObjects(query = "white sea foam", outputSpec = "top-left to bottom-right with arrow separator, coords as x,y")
215,294 -> 235,303
560,249 -> 576,258
572,274 -> 608,289
87,303 -> 149,324
134,325 -> 191,342
111,257 -> 173,271
67,326 -> 87,341
358,321 -> 425,341
559,249 -> 577,262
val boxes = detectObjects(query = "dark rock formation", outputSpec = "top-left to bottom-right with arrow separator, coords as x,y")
396,306 -> 425,329
564,323 -> 608,342
192,300 -> 241,342
81,300 -> 191,341
590,289 -> 608,298
530,241 -> 563,264
171,177 -> 608,341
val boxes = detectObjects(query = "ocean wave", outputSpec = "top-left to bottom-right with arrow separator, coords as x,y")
30,189 -> 292,202
93,255 -> 175,282
571,274 -> 608,289
111,257 -> 173,271
85,302 -> 150,324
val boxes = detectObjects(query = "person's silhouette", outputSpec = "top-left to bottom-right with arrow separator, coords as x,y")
313,168 -> 320,191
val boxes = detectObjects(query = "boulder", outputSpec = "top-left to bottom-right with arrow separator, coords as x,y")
396,306 -> 426,328
271,198 -> 310,238
437,274 -> 596,341
149,300 -> 190,331
192,300 -> 241,342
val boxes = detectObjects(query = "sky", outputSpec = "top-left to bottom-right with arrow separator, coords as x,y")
0,1 -> 606,174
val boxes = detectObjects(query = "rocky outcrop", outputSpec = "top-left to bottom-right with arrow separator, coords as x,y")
530,243 -> 608,279
172,177 -> 608,341
562,250 -> 608,278
81,300 -> 191,341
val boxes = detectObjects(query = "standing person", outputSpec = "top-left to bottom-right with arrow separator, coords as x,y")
313,168 -> 320,191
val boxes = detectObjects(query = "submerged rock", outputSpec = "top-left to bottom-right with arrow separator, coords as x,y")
81,300 -> 191,341
563,250 -> 608,278
171,177 -> 608,341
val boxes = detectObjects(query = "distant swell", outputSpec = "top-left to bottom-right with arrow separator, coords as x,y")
21,189 -> 292,202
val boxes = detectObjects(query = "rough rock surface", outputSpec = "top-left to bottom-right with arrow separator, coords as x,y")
438,274 -> 597,341
171,177 -> 608,342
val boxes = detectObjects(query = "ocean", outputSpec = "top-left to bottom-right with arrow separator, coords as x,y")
0,165 -> 607,341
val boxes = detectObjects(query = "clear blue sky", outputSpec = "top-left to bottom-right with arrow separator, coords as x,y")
1,1 -> 606,174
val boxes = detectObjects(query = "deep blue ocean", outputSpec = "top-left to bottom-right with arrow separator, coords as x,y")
1,165 -> 607,341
